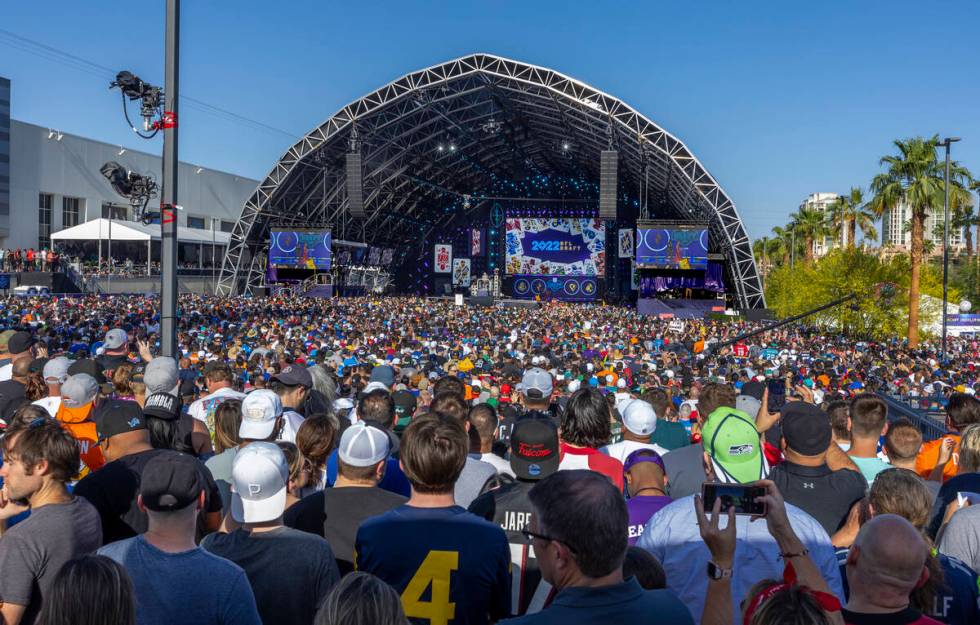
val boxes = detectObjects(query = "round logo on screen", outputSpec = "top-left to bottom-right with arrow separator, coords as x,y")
582,280 -> 596,295
276,231 -> 299,252
531,279 -> 546,294
564,280 -> 580,295
514,279 -> 530,295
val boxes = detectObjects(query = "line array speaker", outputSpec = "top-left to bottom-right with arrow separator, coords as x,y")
599,150 -> 618,219
346,151 -> 364,218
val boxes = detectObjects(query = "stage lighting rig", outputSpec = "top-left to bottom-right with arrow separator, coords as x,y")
100,162 -> 159,223
110,71 -> 165,139
482,117 -> 503,134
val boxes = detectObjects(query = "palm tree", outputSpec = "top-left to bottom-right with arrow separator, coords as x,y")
770,226 -> 794,265
788,207 -> 830,263
868,136 -> 972,346
827,187 -> 878,248
951,201 -> 976,258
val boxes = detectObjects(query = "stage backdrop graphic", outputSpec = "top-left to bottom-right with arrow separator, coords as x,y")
618,229 -> 635,259
452,258 -> 471,287
269,229 -> 332,270
636,226 -> 708,270
434,244 -> 453,273
471,228 -> 484,256
505,218 -> 605,275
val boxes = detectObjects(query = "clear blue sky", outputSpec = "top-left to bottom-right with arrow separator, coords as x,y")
3,1 -> 979,239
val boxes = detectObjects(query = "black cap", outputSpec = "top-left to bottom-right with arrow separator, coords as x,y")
28,357 -> 48,375
740,381 -> 765,401
8,331 -> 35,355
94,399 -> 146,441
273,365 -> 312,388
68,358 -> 107,385
139,451 -> 203,512
143,392 -> 181,421
510,417 -> 560,480
781,401 -> 832,456
391,390 -> 417,433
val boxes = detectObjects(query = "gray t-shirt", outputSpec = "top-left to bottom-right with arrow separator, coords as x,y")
455,455 -> 498,508
0,498 -> 102,625
201,527 -> 339,625
205,447 -> 238,512
662,442 -> 705,499
98,535 -> 261,625
937,505 -> 980,574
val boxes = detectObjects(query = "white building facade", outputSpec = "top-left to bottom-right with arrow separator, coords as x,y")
880,201 -> 963,251
798,192 -> 839,257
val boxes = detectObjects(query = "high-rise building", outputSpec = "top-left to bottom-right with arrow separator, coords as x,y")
798,192 -> 839,257
0,77 -> 9,243
880,201 -> 963,252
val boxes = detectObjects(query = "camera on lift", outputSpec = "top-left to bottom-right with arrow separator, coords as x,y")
110,71 -> 164,138
100,162 -> 159,224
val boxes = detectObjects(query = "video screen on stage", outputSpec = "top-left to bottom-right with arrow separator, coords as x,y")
505,218 -> 605,275
269,229 -> 332,270
636,224 -> 708,270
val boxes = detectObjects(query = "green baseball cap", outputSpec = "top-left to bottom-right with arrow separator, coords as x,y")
701,407 -> 766,484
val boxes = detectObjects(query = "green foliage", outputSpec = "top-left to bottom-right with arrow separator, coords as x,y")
765,247 -> 953,339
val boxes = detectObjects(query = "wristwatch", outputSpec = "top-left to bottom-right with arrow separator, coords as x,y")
707,561 -> 733,581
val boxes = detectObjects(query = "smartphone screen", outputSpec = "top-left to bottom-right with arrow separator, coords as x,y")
767,379 -> 786,413
702,483 -> 767,516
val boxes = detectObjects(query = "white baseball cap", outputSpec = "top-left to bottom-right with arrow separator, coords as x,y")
567,379 -> 581,393
42,357 -> 71,385
622,399 -> 657,436
338,421 -> 390,467
239,389 -> 282,440
230,442 -> 288,523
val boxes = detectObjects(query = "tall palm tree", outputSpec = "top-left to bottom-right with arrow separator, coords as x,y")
770,225 -> 794,265
951,201 -> 976,258
788,207 -> 830,263
868,136 -> 972,346
827,187 -> 878,247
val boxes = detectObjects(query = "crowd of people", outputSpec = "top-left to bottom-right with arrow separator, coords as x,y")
0,248 -> 60,273
0,293 -> 978,625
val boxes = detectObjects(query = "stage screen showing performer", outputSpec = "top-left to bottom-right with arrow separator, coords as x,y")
504,217 -> 605,275
268,229 -> 332,270
636,225 -> 708,270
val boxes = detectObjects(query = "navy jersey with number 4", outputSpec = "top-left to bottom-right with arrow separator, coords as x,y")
356,505 -> 511,625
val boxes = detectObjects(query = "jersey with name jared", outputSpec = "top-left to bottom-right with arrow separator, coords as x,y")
356,505 -> 511,625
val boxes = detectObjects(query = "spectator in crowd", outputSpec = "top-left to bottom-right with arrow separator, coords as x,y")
826,400 -> 853,453
621,546 -> 667,590
0,356 -> 31,421
500,469 -> 693,624
928,423 -> 980,537
391,388 -> 418,436
0,416 -> 102,625
919,393 -> 980,483
469,417 -> 561,616
53,373 -> 105,476
202,442 -> 340,625
644,387 -> 689,451
41,554 -> 136,625
32,355 -> 70,416
271,364 -> 312,442
98,451 -> 262,625
275,441 -> 310,510
428,390 -> 497,507
623,448 -> 672,545
187,361 -> 246,434
638,411 -> 841,624
842,515 -> 943,625
285,421 -> 407,575
355,413 -> 511,625
469,402 -> 514,477
296,413 -> 338,495
768,402 -> 867,535
206,389 -> 284,510
0,330 -> 37,381
847,395 -> 892,485
557,388 -> 624,490
601,399 -> 667,462
661,382 -> 737,498
213,398 -> 243,454
96,328 -> 132,376
497,368 -> 557,447
143,391 -> 212,456
75,399 -> 222,543
314,572 -> 408,625
885,419 -> 941,498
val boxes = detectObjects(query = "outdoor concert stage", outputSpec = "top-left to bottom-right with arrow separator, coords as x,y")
219,54 -> 764,314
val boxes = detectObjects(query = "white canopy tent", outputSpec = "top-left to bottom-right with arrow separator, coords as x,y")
51,218 -> 232,274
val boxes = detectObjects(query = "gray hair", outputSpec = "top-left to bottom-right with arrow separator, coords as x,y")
309,365 -> 338,404
314,572 -> 407,625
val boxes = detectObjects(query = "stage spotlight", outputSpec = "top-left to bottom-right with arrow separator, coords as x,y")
438,145 -> 445,152
449,144 -> 456,152
562,142 -> 570,151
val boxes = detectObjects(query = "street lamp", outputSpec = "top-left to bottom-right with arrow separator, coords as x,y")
940,136 -> 961,363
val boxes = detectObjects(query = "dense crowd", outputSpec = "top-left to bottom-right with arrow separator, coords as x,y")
0,248 -> 61,273
0,294 -> 978,625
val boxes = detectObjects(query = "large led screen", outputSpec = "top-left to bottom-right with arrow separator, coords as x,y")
636,226 -> 708,270
269,229 -> 332,270
505,218 -> 605,275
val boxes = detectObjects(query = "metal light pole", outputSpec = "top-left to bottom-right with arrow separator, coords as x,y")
160,0 -> 180,357
940,136 -> 961,363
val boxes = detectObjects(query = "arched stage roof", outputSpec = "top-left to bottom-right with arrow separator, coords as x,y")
217,53 -> 764,309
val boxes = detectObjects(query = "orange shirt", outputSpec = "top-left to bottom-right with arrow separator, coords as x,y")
56,403 -> 105,478
915,435 -> 960,482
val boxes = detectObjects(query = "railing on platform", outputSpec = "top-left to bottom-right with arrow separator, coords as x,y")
876,392 -> 947,442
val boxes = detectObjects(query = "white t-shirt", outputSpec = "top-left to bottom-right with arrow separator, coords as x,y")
278,409 -> 306,444
601,439 -> 669,464
188,386 -> 246,430
32,395 -> 62,417
480,452 -> 516,478
0,363 -> 12,382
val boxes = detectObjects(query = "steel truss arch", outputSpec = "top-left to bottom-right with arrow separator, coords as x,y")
218,53 -> 764,309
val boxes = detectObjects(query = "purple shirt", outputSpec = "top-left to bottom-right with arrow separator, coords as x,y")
627,495 -> 672,545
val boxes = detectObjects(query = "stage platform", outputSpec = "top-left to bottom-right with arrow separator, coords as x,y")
637,298 -> 725,319
426,295 -> 540,309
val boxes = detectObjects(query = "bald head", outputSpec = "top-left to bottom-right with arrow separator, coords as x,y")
846,514 -> 929,611
11,358 -> 32,380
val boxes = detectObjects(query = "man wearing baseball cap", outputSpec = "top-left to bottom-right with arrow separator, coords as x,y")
75,399 -> 222,544
96,328 -> 130,376
54,373 -> 105,476
637,406 -> 843,624
31,356 -> 71,417
0,330 -> 36,381
768,402 -> 866,536
270,364 -> 312,443
98,451 -> 261,625
497,368 -> 557,449
202,442 -> 339,625
601,399 -> 668,463
468,418 -> 560,616
284,421 -> 406,575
